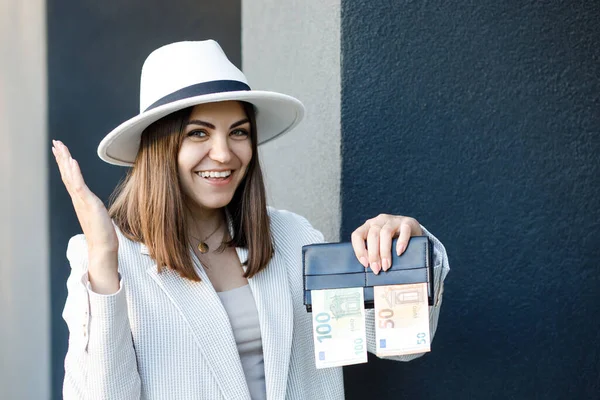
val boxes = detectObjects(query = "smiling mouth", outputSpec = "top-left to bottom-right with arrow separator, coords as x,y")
195,170 -> 233,181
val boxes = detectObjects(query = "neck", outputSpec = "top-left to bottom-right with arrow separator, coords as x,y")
186,205 -> 226,240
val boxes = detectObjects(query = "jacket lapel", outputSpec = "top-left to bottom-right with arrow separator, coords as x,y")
144,244 -> 251,400
142,239 -> 295,400
238,247 -> 294,400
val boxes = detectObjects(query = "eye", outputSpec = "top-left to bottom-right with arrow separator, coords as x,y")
230,129 -> 249,139
187,129 -> 208,139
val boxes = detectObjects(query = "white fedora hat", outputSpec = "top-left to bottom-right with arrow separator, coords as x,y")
97,40 -> 305,166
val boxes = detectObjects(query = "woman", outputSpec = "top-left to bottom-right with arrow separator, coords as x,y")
54,40 -> 450,400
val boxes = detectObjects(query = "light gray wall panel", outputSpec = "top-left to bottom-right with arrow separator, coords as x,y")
242,0 -> 341,241
0,1 -> 49,399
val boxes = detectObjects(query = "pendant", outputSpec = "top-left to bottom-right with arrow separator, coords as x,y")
198,242 -> 209,254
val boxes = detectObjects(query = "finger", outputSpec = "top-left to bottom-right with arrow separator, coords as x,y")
60,156 -> 77,195
51,146 -> 60,166
53,142 -> 92,203
396,221 -> 412,256
53,140 -> 70,166
68,158 -> 89,196
366,224 -> 382,274
67,158 -> 104,231
379,221 -> 396,271
351,225 -> 369,268
53,142 -> 74,192
54,140 -> 75,170
55,140 -> 73,159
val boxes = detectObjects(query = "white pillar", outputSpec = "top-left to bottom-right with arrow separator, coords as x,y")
0,1 -> 50,398
242,0 -> 341,241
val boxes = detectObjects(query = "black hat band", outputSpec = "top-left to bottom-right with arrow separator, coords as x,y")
144,80 -> 251,112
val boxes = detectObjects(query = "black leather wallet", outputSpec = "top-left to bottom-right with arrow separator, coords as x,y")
303,236 -> 434,312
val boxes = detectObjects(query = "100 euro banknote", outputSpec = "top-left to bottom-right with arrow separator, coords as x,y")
375,283 -> 431,357
311,287 -> 368,368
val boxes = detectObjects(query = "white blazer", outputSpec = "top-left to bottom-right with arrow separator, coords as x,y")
63,208 -> 450,400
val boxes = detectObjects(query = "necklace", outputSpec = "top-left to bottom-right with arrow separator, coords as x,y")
190,223 -> 222,254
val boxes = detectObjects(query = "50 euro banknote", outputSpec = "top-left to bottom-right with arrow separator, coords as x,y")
375,283 -> 431,357
311,287 -> 368,368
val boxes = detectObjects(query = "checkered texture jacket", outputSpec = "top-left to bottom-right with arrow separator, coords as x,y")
62,207 -> 450,399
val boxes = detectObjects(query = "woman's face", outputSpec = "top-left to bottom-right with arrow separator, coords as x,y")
177,101 -> 252,213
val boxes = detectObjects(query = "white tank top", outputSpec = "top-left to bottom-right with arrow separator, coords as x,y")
217,285 -> 266,400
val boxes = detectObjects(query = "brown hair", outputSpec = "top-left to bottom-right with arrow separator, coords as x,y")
108,102 -> 273,281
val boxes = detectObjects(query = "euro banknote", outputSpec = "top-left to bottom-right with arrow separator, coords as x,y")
374,283 -> 431,357
311,287 -> 368,368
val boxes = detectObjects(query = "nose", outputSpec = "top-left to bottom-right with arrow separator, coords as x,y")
208,135 -> 232,164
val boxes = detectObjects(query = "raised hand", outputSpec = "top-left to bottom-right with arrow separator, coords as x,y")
52,140 -> 120,294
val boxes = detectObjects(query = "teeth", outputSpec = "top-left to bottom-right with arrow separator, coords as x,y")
199,170 -> 232,178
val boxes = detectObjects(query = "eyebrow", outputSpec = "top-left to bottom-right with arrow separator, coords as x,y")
186,118 -> 250,130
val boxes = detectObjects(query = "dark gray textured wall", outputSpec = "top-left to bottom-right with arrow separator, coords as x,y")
47,1 -> 240,398
340,1 -> 599,399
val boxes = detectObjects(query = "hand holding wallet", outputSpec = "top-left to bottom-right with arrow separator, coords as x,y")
302,236 -> 434,312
